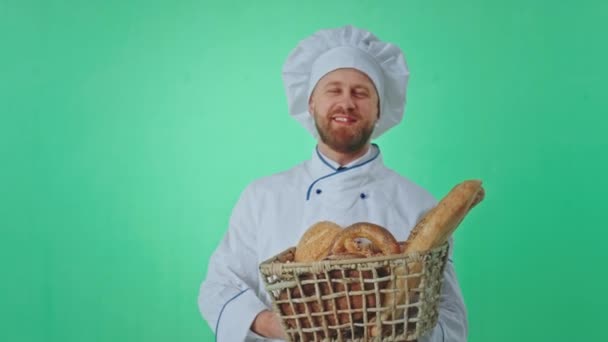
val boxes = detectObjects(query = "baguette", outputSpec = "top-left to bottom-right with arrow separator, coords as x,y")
371,180 -> 485,337
404,180 -> 484,253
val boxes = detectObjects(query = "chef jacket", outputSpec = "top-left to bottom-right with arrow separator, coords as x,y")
198,144 -> 468,341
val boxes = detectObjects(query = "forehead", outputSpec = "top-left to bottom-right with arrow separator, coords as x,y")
317,68 -> 376,88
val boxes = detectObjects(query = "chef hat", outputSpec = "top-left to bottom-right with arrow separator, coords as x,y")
282,25 -> 409,139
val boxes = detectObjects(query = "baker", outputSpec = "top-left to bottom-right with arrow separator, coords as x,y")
198,25 -> 468,341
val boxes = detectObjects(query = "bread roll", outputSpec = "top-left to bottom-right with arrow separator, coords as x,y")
330,222 -> 401,257
294,221 -> 342,262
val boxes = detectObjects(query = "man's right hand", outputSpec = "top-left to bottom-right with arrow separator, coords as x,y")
251,310 -> 286,340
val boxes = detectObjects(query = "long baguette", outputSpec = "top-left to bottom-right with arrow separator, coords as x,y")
403,180 -> 484,253
371,180 -> 485,337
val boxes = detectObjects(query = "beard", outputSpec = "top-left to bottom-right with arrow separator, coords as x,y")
313,110 -> 376,154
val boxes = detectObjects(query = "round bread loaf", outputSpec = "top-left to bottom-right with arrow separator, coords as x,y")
330,222 -> 401,257
294,221 -> 342,262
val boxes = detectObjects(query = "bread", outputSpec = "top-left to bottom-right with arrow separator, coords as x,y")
403,180 -> 484,253
294,221 -> 342,262
330,222 -> 401,257
287,221 -> 396,335
284,220 -> 342,338
279,261 -> 389,340
371,179 -> 485,337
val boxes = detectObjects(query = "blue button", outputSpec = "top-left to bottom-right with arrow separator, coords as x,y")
316,189 -> 322,194
360,193 -> 367,199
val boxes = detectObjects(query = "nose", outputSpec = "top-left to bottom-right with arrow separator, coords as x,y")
337,93 -> 356,112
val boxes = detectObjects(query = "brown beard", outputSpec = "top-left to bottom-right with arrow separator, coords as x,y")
314,112 -> 375,154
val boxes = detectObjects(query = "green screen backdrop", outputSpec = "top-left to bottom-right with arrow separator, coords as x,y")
2,0 -> 607,341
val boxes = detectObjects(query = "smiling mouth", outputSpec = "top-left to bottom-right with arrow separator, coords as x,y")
332,115 -> 357,124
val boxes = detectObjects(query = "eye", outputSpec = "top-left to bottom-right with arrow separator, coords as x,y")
353,90 -> 369,98
327,88 -> 341,95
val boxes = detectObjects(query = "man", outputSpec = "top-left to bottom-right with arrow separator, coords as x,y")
198,25 -> 468,341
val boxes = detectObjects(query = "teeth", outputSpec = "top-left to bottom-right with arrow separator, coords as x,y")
334,117 -> 349,122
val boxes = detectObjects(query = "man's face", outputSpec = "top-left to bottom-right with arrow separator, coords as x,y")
309,68 -> 379,154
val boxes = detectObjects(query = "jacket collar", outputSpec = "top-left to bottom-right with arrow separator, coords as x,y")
305,144 -> 383,200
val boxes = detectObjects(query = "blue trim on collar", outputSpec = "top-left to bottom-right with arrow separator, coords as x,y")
306,146 -> 381,200
316,147 -> 338,171
215,288 -> 249,342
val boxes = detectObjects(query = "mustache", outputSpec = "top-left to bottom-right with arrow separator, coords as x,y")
328,108 -> 360,118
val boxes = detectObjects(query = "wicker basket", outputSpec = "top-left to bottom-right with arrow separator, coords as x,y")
259,242 -> 449,342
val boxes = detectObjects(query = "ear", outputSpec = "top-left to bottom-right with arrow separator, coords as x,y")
308,96 -> 315,114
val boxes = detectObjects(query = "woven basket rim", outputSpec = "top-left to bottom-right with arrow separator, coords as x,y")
259,242 -> 449,277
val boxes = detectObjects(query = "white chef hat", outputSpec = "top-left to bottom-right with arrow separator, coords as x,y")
282,25 -> 410,139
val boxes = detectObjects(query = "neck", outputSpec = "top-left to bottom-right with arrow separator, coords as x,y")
317,142 -> 371,167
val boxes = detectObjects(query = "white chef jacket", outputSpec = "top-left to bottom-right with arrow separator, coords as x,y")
198,144 -> 468,341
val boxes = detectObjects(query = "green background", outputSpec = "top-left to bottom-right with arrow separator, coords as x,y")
2,0 -> 607,341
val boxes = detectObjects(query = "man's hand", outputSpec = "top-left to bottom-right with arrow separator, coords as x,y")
251,310 -> 286,340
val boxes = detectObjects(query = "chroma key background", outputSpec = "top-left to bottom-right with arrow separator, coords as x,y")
2,0 -> 606,341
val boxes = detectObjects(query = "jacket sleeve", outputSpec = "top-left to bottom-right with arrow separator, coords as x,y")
418,237 -> 468,342
198,185 -> 269,341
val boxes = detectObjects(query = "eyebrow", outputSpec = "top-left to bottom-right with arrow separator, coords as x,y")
323,81 -> 343,88
323,81 -> 371,91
